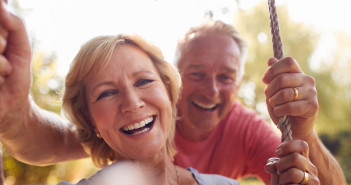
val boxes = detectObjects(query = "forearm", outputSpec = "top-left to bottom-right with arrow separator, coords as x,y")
0,96 -> 88,165
305,131 -> 346,185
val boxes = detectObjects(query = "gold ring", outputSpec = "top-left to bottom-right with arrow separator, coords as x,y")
299,171 -> 309,184
293,87 -> 299,101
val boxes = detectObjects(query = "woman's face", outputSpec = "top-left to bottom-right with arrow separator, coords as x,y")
85,45 -> 172,160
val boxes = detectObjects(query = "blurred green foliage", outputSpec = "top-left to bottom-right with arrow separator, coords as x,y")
1,1 -> 350,185
2,50 -> 99,185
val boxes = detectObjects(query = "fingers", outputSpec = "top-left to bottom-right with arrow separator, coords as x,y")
0,8 -> 12,81
265,73 -> 316,101
275,140 -> 309,158
265,157 -> 279,174
0,0 -> 17,30
265,76 -> 318,119
269,140 -> 320,185
0,0 -> 31,80
0,1 -> 30,55
0,24 -> 9,53
0,55 -> 11,76
263,56 -> 319,128
268,86 -> 308,107
262,57 -> 302,84
265,158 -> 279,185
278,168 -> 320,185
270,97 -> 318,118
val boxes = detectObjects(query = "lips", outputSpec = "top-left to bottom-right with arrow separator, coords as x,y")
192,101 -> 219,111
120,116 -> 155,136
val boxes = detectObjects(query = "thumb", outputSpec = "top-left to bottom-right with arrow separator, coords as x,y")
265,157 -> 278,174
262,57 -> 279,84
0,1 -> 31,64
265,158 -> 280,185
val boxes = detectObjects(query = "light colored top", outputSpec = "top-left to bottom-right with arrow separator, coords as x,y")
57,162 -> 239,185
174,101 -> 281,182
188,167 -> 240,185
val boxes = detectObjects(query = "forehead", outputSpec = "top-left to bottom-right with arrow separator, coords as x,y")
87,45 -> 158,80
179,32 -> 241,71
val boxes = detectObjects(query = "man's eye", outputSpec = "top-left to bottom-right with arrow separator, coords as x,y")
134,79 -> 154,87
218,74 -> 235,84
188,72 -> 204,80
97,90 -> 118,101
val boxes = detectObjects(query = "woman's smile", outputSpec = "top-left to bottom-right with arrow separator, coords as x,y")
120,115 -> 156,136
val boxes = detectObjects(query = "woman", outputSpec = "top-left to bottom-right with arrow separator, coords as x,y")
57,34 -> 240,185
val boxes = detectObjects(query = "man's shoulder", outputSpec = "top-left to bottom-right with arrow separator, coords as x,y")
224,101 -> 265,124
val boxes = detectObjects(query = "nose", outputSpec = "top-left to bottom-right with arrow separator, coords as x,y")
201,76 -> 219,98
120,88 -> 145,113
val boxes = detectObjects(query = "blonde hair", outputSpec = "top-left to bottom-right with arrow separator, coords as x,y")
62,34 -> 181,168
175,20 -> 248,81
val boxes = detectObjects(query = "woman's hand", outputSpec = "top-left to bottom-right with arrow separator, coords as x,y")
0,0 -> 31,125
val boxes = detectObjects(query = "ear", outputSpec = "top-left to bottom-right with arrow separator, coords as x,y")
94,128 -> 102,138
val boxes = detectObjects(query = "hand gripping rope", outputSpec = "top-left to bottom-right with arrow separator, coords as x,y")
268,0 -> 292,142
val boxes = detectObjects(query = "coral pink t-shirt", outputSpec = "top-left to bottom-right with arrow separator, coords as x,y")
174,101 -> 281,183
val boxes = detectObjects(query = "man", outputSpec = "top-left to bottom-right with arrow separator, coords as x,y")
0,2 -> 346,184
172,21 -> 345,184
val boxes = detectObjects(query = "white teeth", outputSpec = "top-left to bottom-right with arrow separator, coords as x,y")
131,127 -> 150,135
194,101 -> 217,109
123,117 -> 153,131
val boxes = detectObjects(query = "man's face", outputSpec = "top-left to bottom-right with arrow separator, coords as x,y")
177,32 -> 241,138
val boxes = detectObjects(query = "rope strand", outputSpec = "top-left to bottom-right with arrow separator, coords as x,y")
268,0 -> 292,142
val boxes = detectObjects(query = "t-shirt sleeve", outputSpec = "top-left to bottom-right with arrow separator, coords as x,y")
243,114 -> 280,183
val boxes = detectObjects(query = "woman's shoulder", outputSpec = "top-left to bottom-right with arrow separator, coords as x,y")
57,179 -> 92,185
188,168 -> 240,185
57,161 -> 153,185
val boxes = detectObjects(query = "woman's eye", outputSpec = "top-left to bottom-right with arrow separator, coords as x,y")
96,90 -> 118,101
134,79 -> 154,87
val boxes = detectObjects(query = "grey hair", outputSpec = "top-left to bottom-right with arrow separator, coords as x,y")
175,20 -> 248,82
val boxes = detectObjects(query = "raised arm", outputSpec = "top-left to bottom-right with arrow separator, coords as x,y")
262,57 -> 347,185
0,1 -> 87,165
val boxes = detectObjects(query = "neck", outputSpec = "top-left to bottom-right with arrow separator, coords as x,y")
131,148 -> 179,185
176,119 -> 214,141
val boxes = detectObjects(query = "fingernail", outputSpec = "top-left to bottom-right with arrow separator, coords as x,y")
266,160 -> 273,166
275,148 -> 282,156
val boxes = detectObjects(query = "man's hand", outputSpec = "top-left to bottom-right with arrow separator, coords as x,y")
265,140 -> 320,185
262,57 -> 319,141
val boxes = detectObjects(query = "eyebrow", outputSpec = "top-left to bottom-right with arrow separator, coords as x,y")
90,70 -> 157,94
90,81 -> 116,96
187,64 -> 237,73
187,64 -> 205,69
221,67 -> 237,74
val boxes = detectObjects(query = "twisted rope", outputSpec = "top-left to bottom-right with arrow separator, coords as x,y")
268,0 -> 292,142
